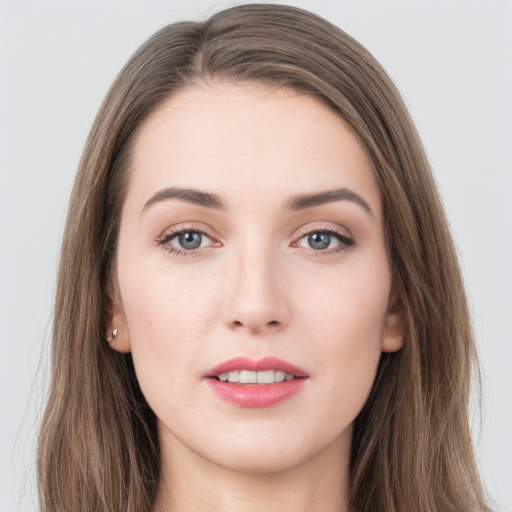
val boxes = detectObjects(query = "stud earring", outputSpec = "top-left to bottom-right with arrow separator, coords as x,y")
106,328 -> 118,342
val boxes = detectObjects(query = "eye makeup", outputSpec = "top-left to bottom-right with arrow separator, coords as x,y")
155,221 -> 356,259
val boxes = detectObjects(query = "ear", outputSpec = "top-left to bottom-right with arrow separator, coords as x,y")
381,292 -> 405,353
105,277 -> 131,353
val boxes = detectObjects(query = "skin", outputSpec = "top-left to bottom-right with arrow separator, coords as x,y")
109,82 -> 403,512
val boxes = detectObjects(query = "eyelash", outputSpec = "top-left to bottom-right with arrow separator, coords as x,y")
156,226 -> 217,257
156,225 -> 355,257
293,226 -> 355,255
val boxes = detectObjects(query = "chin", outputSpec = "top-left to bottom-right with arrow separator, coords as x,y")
194,426 -> 347,476
206,446 -> 310,475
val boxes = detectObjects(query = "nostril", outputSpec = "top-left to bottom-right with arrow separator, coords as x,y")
230,318 -> 281,332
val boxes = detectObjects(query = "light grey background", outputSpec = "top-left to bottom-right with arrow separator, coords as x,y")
1,1 -> 511,510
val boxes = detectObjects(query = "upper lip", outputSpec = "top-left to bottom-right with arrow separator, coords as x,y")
205,356 -> 309,378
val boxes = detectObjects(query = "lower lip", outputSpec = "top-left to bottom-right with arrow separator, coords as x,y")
205,378 -> 307,408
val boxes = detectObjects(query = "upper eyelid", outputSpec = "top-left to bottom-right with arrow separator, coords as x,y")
294,230 -> 353,246
155,222 -> 353,245
294,223 -> 353,239
156,228 -> 218,256
157,223 -> 216,240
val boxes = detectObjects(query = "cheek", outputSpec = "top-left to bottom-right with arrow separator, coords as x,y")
301,261 -> 389,343
301,264 -> 390,398
122,255 -> 218,333
120,287 -> 205,427
118,264 -> 219,393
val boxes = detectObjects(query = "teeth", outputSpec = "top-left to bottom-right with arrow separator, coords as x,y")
240,370 -> 257,384
275,371 -> 285,382
217,370 -> 295,384
257,370 -> 274,384
228,371 -> 240,383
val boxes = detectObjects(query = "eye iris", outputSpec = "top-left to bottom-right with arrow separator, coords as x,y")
308,232 -> 331,250
178,232 -> 202,250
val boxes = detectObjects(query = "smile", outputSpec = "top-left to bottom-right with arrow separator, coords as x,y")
204,357 -> 308,408
216,370 -> 296,384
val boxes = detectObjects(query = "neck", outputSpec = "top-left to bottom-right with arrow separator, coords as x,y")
153,428 -> 351,512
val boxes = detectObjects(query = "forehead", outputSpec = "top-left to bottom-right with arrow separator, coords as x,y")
128,82 -> 380,211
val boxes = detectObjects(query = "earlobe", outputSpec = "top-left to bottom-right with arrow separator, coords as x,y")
382,328 -> 403,353
106,279 -> 131,353
381,308 -> 405,353
381,287 -> 405,353
106,325 -> 131,353
106,328 -> 118,342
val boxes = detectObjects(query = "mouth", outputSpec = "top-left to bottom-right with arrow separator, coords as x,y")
214,369 -> 297,384
204,357 -> 308,408
205,355 -> 308,382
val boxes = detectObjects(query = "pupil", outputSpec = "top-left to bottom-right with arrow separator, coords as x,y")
178,232 -> 202,250
308,232 -> 330,250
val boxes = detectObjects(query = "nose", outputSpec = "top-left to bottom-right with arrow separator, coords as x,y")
221,246 -> 290,335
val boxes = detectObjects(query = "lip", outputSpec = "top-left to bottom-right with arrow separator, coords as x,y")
204,356 -> 309,408
205,356 -> 309,378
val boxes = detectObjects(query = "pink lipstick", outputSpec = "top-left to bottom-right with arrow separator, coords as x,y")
204,356 -> 308,408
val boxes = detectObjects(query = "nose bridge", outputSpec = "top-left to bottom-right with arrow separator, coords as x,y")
222,235 -> 288,333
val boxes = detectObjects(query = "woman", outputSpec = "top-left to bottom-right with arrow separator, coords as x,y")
37,4 -> 491,511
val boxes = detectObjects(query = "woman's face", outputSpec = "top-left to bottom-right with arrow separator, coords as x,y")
111,82 -> 402,474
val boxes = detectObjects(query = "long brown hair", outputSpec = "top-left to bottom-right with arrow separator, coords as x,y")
37,4 -> 491,511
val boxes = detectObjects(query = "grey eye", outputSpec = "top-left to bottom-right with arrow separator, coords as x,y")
177,232 -> 203,250
307,232 -> 332,250
159,228 -> 216,255
295,230 -> 353,252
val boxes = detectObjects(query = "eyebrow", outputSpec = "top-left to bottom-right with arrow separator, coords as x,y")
285,188 -> 373,215
143,187 -> 226,212
142,186 -> 372,216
